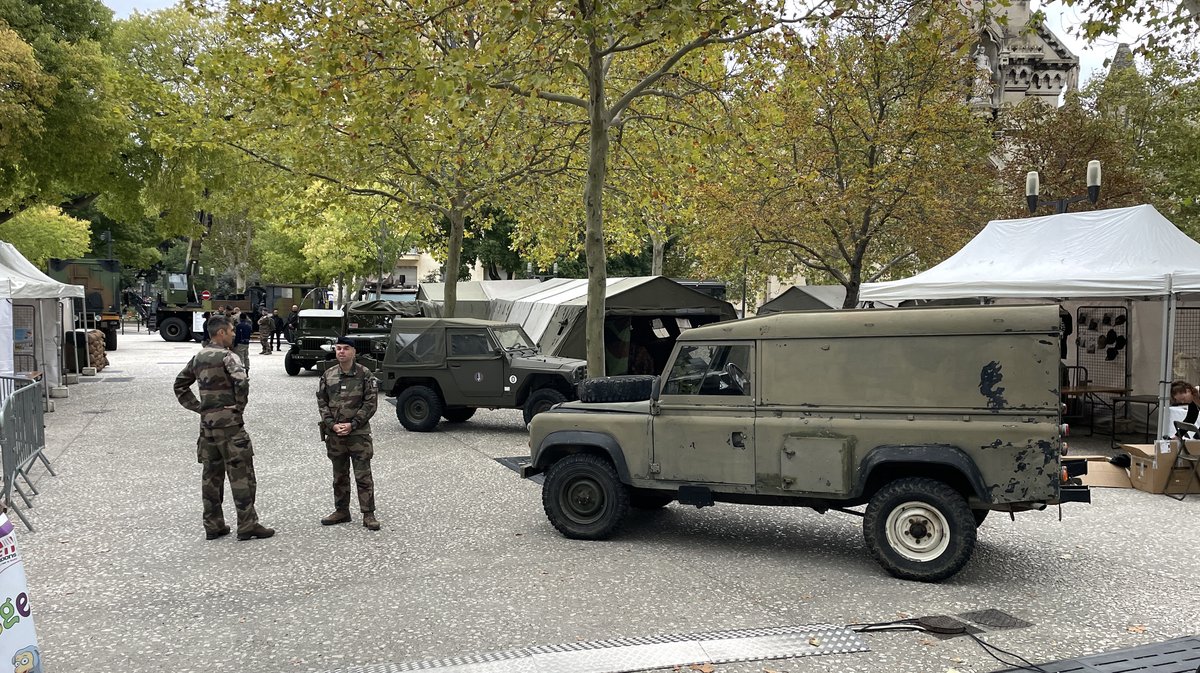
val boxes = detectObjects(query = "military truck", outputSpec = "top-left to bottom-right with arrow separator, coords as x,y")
151,259 -> 328,342
522,304 -> 1089,582
284,300 -> 420,375
47,258 -> 123,350
377,318 -> 588,431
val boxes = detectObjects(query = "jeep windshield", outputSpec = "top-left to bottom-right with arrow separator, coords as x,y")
300,317 -> 343,332
493,326 -> 536,351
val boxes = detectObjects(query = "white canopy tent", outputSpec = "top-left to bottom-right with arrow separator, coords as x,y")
860,205 -> 1200,437
0,242 -> 85,387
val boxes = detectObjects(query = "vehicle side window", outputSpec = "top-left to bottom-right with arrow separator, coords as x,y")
394,330 -> 440,363
663,344 -> 752,396
449,329 -> 495,357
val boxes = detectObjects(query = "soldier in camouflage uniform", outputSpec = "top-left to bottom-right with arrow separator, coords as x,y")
257,310 -> 274,354
174,315 -> 275,541
317,336 -> 380,530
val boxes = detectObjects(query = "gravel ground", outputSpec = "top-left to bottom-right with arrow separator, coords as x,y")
15,331 -> 1200,673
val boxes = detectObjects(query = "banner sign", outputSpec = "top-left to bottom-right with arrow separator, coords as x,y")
0,514 -> 40,672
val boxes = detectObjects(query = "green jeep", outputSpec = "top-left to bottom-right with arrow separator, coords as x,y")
284,309 -> 342,375
523,304 -> 1089,582
285,300 -> 420,375
378,318 -> 588,431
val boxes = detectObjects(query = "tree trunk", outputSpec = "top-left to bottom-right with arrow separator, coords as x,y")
843,267 -> 862,308
651,233 -> 666,276
445,205 -> 466,318
584,36 -> 609,377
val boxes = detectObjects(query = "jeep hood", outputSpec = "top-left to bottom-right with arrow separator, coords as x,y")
551,399 -> 651,415
512,354 -> 586,371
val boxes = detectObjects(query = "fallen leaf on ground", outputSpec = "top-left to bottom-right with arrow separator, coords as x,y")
1127,624 -> 1147,633
918,638 -> 936,647
808,637 -> 821,646
689,664 -> 715,673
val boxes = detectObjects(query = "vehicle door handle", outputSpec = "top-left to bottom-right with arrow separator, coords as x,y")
450,364 -> 462,368
731,431 -> 745,448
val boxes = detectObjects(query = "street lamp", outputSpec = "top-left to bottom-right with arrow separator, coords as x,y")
1025,160 -> 1102,214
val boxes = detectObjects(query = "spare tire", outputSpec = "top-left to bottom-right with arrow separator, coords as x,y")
577,375 -> 657,403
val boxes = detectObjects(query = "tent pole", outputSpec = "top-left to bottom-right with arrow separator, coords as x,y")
1157,275 -> 1176,440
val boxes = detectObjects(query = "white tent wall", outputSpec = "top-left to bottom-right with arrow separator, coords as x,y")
0,296 -> 11,376
0,242 -> 84,389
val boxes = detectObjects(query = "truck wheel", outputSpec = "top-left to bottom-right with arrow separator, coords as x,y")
629,489 -> 674,510
159,317 -> 188,342
284,351 -> 301,376
863,477 -> 976,582
443,407 -> 476,423
577,375 -> 657,403
396,385 -> 443,432
543,454 -> 629,540
104,328 -> 118,351
523,388 -> 567,425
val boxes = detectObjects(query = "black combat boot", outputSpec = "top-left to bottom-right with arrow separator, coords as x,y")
205,526 -> 231,540
362,513 -> 380,531
321,510 -> 351,526
237,524 -> 276,541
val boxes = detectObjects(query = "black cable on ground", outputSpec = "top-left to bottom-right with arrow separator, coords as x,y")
845,617 -> 1052,673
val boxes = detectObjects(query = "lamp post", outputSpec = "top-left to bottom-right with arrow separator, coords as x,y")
1026,160 -> 1102,214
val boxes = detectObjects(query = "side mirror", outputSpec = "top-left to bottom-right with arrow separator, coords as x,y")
649,375 -> 662,415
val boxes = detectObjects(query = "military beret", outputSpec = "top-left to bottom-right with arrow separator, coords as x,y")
334,336 -> 358,348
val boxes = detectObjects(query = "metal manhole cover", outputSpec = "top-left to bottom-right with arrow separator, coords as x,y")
960,609 -> 1033,630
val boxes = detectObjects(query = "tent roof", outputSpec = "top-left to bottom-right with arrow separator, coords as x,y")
758,285 -> 847,313
417,279 -> 543,302
860,205 -> 1200,301
0,242 -> 84,299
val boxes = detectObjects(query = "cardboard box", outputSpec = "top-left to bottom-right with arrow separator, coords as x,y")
1123,442 -> 1200,495
1062,454 -> 1132,488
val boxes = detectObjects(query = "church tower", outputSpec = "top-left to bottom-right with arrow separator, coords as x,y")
969,0 -> 1081,117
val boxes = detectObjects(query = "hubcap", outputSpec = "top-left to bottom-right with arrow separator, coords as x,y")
407,399 -> 428,422
561,476 -> 606,524
884,501 -> 950,562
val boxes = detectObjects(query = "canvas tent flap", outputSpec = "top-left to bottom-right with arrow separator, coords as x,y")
0,243 -> 84,299
860,205 -> 1200,301
758,285 -> 847,313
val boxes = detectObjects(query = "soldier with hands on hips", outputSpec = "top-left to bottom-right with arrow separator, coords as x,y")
317,337 -> 381,531
173,315 -> 275,541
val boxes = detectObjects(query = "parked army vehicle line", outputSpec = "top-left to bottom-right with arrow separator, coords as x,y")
523,304 -> 1088,582
377,318 -> 588,431
285,300 -> 419,375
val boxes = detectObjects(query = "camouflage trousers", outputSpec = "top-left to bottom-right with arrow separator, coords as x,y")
198,426 -> 260,535
259,334 -> 271,353
234,344 -> 250,372
326,434 -> 374,513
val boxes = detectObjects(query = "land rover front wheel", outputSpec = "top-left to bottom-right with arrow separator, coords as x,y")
543,454 -> 629,540
396,385 -> 443,432
284,351 -> 301,376
863,477 -> 976,582
523,388 -> 567,425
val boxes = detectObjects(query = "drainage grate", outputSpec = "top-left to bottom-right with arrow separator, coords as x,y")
993,635 -> 1200,673
960,609 -> 1033,630
495,457 -> 542,484
326,624 -> 868,673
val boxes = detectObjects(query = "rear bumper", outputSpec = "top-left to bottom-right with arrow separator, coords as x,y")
1056,484 -> 1091,504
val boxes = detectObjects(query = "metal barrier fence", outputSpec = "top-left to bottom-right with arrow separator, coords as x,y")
0,375 -> 54,531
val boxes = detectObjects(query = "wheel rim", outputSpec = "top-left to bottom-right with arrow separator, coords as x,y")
164,322 -> 181,338
884,501 -> 951,562
559,475 -> 607,525
406,398 -> 429,423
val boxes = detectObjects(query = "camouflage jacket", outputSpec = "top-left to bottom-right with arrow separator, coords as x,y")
257,314 -> 273,334
317,363 -> 378,435
174,346 -> 249,428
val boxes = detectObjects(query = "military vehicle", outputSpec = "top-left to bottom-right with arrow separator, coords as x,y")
47,258 -> 123,350
285,300 -> 420,375
377,318 -> 588,431
151,259 -> 328,342
522,304 -> 1089,582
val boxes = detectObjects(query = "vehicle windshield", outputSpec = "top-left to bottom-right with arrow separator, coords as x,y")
492,326 -> 535,351
347,313 -> 394,332
300,317 -> 343,332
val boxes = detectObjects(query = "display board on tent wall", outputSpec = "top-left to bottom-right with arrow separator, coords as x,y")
11,305 -> 34,373
1075,306 -> 1128,389
1172,308 -> 1200,384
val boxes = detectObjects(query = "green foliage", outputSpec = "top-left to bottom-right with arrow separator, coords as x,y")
0,0 -> 125,220
692,1 -> 998,306
1060,0 -> 1198,58
0,205 -> 92,266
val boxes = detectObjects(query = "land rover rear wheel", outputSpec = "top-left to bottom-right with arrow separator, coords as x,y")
523,388 -> 567,425
284,350 -> 301,376
863,477 -> 976,582
543,454 -> 629,540
396,385 -> 443,432
443,407 -> 476,423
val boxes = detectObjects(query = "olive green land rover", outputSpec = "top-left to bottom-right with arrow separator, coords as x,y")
378,318 -> 588,431
523,304 -> 1089,582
